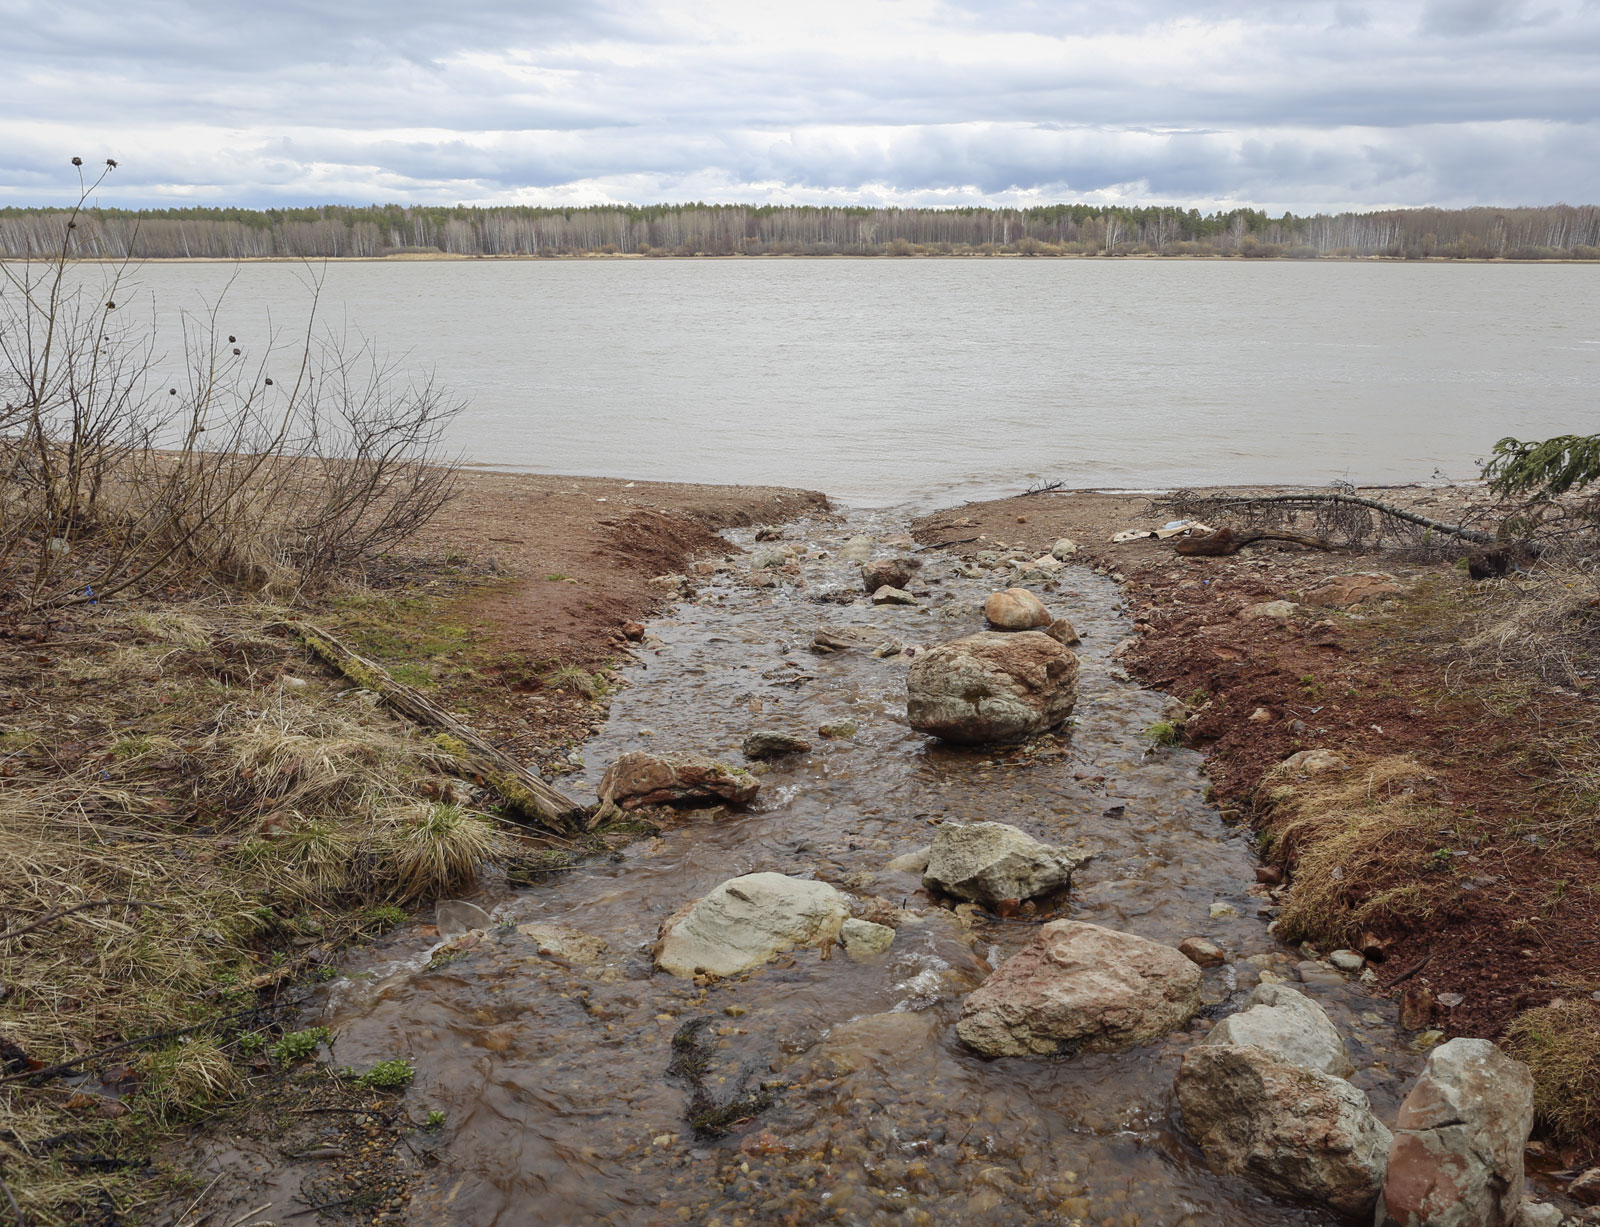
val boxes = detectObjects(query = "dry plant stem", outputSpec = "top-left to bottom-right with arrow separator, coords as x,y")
278,620 -> 586,835
0,898 -> 159,943
0,1175 -> 24,1227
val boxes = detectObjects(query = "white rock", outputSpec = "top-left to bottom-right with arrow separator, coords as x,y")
653,873 -> 849,978
922,821 -> 1091,906
1199,982 -> 1355,1078
840,918 -> 895,960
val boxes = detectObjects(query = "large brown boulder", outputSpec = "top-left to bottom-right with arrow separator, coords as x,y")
956,920 -> 1201,1056
1376,1038 -> 1535,1227
598,751 -> 759,809
906,631 -> 1078,744
983,587 -> 1052,630
1177,1044 -> 1392,1220
861,557 -> 919,592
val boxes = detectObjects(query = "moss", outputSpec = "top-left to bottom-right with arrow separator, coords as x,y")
1143,721 -> 1180,747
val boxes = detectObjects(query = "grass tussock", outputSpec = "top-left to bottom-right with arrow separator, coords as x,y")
1505,998 -> 1600,1146
0,595 -> 522,1222
1463,560 -> 1600,688
1258,756 -> 1469,948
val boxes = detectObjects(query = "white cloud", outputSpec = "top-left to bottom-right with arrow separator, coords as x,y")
2,0 -> 1598,210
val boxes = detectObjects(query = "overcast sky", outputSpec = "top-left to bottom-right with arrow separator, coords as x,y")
3,0 -> 1598,213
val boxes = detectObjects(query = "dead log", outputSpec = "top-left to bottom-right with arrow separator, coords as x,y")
1171,492 -> 1500,546
276,620 -> 587,835
1175,527 -> 1333,557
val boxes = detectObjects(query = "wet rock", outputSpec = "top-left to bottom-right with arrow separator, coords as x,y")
621,621 -> 645,641
435,899 -> 492,937
1042,618 -> 1082,646
885,846 -> 931,875
1239,599 -> 1299,621
515,923 -> 611,968
811,624 -> 866,653
653,872 -> 849,978
923,820 -> 1091,906
1297,960 -> 1347,989
841,534 -> 875,563
840,918 -> 895,960
1573,1169 -> 1600,1205
1050,538 -> 1079,560
1177,1044 -> 1391,1219
818,720 -> 857,738
956,920 -> 1201,1056
862,557 -> 919,592
751,545 -> 794,569
813,1011 -> 938,1075
1401,983 -> 1438,1030
983,587 -> 1052,630
1377,1038 -> 1536,1227
1199,982 -> 1355,1078
906,630 -> 1078,744
1276,748 -> 1350,777
871,585 -> 920,606
1179,937 -> 1227,968
741,730 -> 812,760
598,751 -> 760,809
1209,902 -> 1239,919
1301,572 -> 1405,607
646,573 -> 692,596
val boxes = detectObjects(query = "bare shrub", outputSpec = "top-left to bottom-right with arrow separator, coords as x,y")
0,161 -> 461,617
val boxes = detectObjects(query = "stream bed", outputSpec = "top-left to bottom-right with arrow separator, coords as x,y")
312,511 -> 1429,1226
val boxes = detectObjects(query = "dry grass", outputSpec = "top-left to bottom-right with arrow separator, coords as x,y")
1463,559 -> 1600,688
0,595 -> 518,1222
1258,756 -> 1470,948
1505,998 -> 1600,1146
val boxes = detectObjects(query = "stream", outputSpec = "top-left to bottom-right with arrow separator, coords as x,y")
312,510 -> 1428,1226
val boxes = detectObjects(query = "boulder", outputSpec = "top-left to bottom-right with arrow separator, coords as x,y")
955,921 -> 1201,1057
1177,1043 -> 1391,1219
922,820 -> 1090,906
1301,572 -> 1404,607
598,751 -> 759,809
840,918 -> 895,960
1376,1038 -> 1536,1227
811,625 -> 866,653
906,631 -> 1078,744
862,557 -> 919,592
983,587 -> 1052,630
741,730 -> 812,760
1199,982 -> 1355,1078
653,873 -> 849,978
1043,618 -> 1082,647
1050,538 -> 1079,560
1276,748 -> 1350,778
871,585 -> 919,606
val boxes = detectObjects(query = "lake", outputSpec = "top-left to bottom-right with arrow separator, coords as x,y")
53,258 -> 1600,506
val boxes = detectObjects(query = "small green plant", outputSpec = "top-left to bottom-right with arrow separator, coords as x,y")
363,904 -> 409,931
424,1109 -> 447,1130
544,573 -> 569,582
1187,688 -> 1209,708
342,1058 -> 414,1089
236,1031 -> 265,1056
1143,721 -> 1180,747
269,1026 -> 330,1064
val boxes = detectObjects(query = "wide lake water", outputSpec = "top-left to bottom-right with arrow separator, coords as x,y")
52,258 -> 1600,504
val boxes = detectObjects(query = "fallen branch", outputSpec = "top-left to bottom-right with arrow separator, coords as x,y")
1175,528 -> 1333,557
275,620 -> 586,836
1167,492 -> 1501,546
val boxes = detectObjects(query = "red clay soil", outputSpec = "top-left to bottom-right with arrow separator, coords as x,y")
913,487 -> 1600,1055
400,471 -> 829,767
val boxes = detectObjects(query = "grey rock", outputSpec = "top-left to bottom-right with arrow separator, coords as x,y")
741,730 -> 812,760
871,585 -> 920,606
906,630 -> 1079,744
653,873 -> 849,978
885,846 -> 932,874
922,820 -> 1091,906
1200,981 -> 1355,1078
840,918 -> 895,960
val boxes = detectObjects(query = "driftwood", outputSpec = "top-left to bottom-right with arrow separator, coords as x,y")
1175,527 -> 1333,557
277,620 -> 587,835
1170,492 -> 1500,547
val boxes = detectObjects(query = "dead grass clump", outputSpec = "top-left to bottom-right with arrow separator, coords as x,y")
544,664 -> 607,700
1260,756 -> 1467,948
379,802 -> 503,901
1462,560 -> 1600,688
1504,998 -> 1600,1147
136,1037 -> 240,1126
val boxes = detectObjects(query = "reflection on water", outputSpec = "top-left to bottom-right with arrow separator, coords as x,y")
317,512 -> 1424,1225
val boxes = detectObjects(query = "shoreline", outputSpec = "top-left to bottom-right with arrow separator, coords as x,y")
18,252 -> 1600,265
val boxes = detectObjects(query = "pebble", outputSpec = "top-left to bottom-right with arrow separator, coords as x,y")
1208,902 -> 1239,920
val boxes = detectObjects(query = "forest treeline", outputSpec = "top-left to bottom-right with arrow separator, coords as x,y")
2,201 -> 1598,260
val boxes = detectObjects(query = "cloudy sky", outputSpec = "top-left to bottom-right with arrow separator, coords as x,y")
3,0 -> 1598,213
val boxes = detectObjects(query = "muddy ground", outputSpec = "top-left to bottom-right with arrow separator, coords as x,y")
912,485 -> 1600,1159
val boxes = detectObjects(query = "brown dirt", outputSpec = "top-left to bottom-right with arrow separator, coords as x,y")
913,486 -> 1600,1105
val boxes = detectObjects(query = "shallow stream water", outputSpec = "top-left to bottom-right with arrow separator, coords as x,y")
314,511 -> 1428,1226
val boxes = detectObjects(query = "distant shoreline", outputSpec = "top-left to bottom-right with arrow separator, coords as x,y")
23,252 -> 1600,265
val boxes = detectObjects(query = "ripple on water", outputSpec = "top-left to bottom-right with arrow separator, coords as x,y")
316,510 -> 1421,1226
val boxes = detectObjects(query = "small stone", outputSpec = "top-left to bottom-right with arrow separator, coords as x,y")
741,730 -> 812,760
840,918 -> 895,960
1209,902 -> 1239,920
1414,1028 -> 1445,1048
982,588 -> 1052,630
1248,707 -> 1272,722
653,1133 -> 674,1146
818,720 -> 858,738
1254,866 -> 1284,886
1042,618 -> 1081,646
872,585 -> 920,606
1050,538 -> 1079,560
1239,599 -> 1298,621
885,847 -> 931,874
1329,949 -> 1364,972
1436,991 -> 1465,1008
1179,937 -> 1226,968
